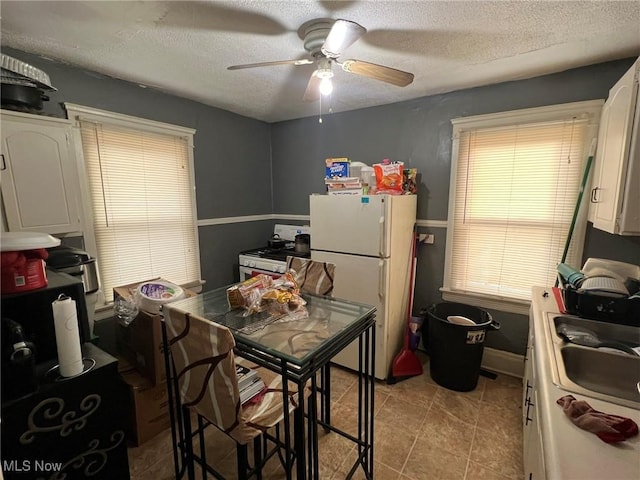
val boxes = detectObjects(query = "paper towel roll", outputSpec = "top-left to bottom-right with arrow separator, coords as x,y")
52,295 -> 84,377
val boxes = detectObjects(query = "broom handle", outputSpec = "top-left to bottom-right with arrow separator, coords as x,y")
404,227 -> 418,348
556,138 -> 597,287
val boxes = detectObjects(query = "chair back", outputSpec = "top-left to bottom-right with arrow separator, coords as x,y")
164,309 -> 241,433
164,307 -> 309,445
286,257 -> 335,296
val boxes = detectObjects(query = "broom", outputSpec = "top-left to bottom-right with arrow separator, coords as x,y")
388,227 -> 422,383
555,138 -> 597,287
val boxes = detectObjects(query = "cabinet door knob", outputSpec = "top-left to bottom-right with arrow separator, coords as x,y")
1,154 -> 5,171
590,187 -> 600,203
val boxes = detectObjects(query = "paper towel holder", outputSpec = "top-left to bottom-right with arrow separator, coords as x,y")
44,357 -> 96,382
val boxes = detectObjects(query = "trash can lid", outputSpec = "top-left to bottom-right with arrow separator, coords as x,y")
429,302 -> 499,330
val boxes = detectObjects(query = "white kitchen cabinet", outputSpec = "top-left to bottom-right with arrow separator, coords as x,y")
529,287 -> 640,479
0,110 -> 83,235
589,58 -> 640,235
523,320 -> 545,480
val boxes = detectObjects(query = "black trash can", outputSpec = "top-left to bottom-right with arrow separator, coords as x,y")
427,302 -> 500,392
419,307 -> 430,353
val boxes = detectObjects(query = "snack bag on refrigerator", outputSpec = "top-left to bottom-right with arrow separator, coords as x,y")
373,160 -> 404,194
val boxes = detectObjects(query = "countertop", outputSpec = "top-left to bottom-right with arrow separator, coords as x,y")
531,286 -> 640,479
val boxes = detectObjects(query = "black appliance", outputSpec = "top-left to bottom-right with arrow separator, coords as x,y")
1,318 -> 37,400
1,270 -> 90,366
1,265 -> 130,478
240,245 -> 311,262
47,246 -> 100,294
1,53 -> 56,112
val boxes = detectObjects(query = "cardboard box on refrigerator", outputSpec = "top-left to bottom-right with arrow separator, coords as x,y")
114,278 -> 197,386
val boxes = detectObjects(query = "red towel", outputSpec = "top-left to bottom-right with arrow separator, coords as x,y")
557,395 -> 639,443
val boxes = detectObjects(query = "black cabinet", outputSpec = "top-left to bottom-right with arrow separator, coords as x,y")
1,343 -> 130,479
1,270 -> 90,364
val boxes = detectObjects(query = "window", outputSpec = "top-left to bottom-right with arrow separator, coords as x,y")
65,104 -> 200,306
443,101 -> 603,313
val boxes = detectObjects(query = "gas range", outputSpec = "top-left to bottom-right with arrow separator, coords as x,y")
239,247 -> 310,274
238,224 -> 310,278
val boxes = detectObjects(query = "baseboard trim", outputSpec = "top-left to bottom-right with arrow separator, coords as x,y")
482,347 -> 524,379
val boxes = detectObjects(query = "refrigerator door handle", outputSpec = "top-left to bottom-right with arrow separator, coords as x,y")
379,216 -> 386,257
378,260 -> 386,298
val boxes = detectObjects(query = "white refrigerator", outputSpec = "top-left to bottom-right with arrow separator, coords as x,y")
309,194 -> 417,379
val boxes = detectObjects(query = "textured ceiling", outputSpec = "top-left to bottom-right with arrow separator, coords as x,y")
2,1 -> 639,123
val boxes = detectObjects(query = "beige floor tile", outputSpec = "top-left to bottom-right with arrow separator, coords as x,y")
416,404 -> 475,458
327,399 -> 361,438
465,460 -> 515,480
327,364 -> 358,402
482,374 -> 523,409
376,394 -> 430,427
476,400 -> 523,437
130,453 -> 176,480
129,366 -> 524,479
402,444 -> 467,480
333,450 -> 401,480
316,429 -> 360,478
373,415 -> 419,472
384,372 -> 439,408
127,427 -> 174,476
469,423 -> 523,479
335,381 -> 388,418
432,387 -> 482,425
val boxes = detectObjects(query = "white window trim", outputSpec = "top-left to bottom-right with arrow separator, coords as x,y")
442,100 -> 604,314
64,103 -> 200,313
440,288 -> 532,316
64,103 -> 195,136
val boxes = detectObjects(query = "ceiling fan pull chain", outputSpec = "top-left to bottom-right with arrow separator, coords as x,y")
319,94 -> 323,124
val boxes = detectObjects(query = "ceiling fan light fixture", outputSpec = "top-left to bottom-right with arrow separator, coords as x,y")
229,17 -> 414,103
315,57 -> 333,96
321,19 -> 366,58
319,76 -> 333,96
316,57 -> 333,77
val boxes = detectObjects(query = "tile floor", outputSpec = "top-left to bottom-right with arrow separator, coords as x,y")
128,353 -> 523,480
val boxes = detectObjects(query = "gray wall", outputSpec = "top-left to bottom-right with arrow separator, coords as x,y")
2,47 -> 273,289
270,58 -> 640,355
4,47 -> 638,355
583,224 -> 640,266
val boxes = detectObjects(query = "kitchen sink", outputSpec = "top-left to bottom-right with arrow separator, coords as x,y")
546,314 -> 640,409
561,345 -> 640,404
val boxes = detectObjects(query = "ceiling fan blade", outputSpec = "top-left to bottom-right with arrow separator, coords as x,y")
340,59 -> 414,87
303,73 -> 321,102
158,2 -> 288,36
228,59 -> 313,70
321,19 -> 366,58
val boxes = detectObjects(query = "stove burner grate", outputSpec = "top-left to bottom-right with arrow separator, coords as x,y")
241,246 -> 310,262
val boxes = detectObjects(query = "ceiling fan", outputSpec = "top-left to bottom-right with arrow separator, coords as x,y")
227,18 -> 414,102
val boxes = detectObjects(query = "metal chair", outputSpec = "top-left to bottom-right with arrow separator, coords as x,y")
162,307 -> 307,479
286,256 -> 335,297
286,256 -> 337,430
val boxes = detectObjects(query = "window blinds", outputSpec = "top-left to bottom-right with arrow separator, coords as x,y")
448,117 -> 590,301
79,120 -> 200,303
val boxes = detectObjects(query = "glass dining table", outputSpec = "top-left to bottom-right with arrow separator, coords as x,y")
161,284 -> 377,480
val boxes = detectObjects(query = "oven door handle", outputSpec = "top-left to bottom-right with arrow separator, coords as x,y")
239,266 -> 282,281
